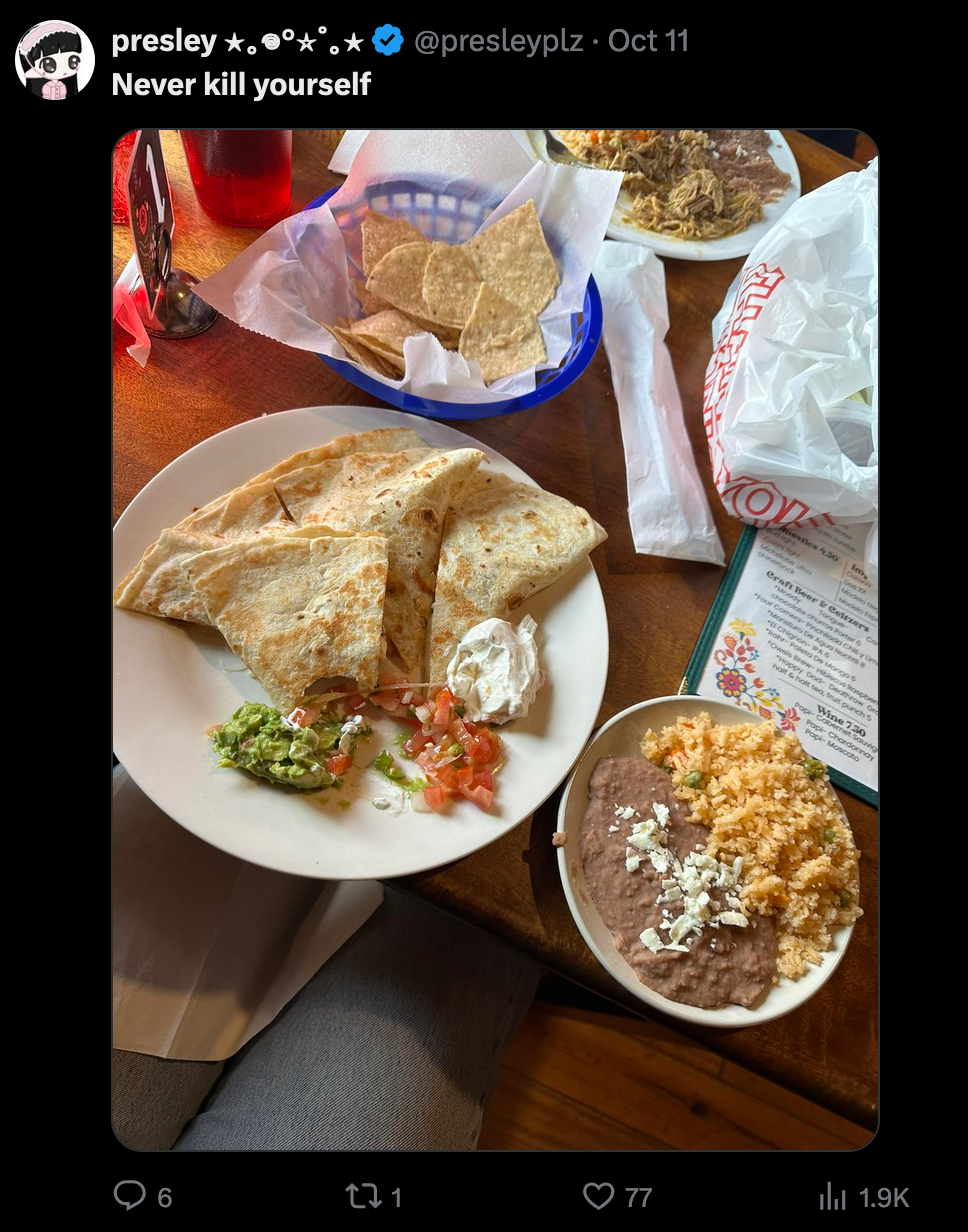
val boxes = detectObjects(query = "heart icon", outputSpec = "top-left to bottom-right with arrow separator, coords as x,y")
583,1183 -> 615,1210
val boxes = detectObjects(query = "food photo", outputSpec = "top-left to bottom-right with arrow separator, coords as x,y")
113,128 -> 878,1155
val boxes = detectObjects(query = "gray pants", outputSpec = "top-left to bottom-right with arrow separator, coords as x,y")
115,889 -> 540,1151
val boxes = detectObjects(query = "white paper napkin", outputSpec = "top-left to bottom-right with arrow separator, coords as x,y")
594,241 -> 725,565
113,765 -> 383,1062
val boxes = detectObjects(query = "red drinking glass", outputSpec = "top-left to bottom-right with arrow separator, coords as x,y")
180,130 -> 292,227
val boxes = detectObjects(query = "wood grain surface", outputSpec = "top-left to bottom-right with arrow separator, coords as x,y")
113,130 -> 877,1128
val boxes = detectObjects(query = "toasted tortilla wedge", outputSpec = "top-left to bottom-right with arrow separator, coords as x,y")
275,448 -> 486,676
428,472 -> 607,683
361,210 -> 426,278
245,427 -> 426,487
464,200 -> 560,316
113,527 -> 228,625
187,533 -> 389,710
114,432 -> 428,625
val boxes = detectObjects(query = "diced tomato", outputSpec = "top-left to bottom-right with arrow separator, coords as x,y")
434,763 -> 461,791
422,784 -> 446,810
327,754 -> 352,776
370,692 -> 402,712
290,706 -> 320,728
403,730 -> 434,757
469,731 -> 495,765
449,717 -> 474,752
345,694 -> 367,712
401,687 -> 503,813
459,782 -> 493,811
433,688 -> 456,726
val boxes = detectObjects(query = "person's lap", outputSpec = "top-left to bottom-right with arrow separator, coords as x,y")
159,889 -> 541,1151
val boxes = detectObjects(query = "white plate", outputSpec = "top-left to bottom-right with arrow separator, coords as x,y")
557,696 -> 854,1027
113,406 -> 609,880
526,130 -> 801,261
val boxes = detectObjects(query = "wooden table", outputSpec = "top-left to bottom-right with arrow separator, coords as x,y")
114,130 -> 877,1131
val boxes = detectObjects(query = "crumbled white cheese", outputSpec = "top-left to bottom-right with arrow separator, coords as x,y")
621,810 -> 754,953
614,804 -> 639,821
640,928 -> 663,952
608,824 -> 620,833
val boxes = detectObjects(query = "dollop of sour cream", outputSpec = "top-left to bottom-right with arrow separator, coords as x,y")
445,616 -> 545,724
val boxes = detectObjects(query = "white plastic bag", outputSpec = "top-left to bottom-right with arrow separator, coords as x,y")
704,160 -> 878,579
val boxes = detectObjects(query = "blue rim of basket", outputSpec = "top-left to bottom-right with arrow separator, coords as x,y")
305,186 -> 603,421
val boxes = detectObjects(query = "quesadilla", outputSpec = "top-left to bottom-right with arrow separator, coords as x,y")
113,527 -> 228,625
245,426 -> 426,487
113,482 -> 294,628
186,533 -> 389,711
113,430 -> 428,626
274,448 -> 486,677
428,472 -> 607,683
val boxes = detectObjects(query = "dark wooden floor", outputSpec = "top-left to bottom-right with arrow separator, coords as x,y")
478,1001 -> 872,1151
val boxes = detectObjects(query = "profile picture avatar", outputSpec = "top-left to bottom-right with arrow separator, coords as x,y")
18,20 -> 91,98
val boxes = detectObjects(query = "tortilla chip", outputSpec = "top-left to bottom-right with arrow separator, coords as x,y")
350,309 -> 430,357
464,200 -> 560,316
399,315 -> 461,351
365,242 -> 433,321
323,322 -> 401,379
422,243 -> 483,328
187,533 -> 389,710
274,448 -> 486,677
361,210 -> 426,278
458,283 -> 547,383
352,278 -> 392,316
428,472 -> 607,683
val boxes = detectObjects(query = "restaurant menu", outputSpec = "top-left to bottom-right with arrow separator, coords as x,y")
685,522 -> 878,803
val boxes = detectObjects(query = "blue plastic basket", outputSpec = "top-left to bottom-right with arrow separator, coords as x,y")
305,184 -> 602,421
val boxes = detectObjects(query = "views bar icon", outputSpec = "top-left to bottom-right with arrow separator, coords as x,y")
820,1184 -> 847,1211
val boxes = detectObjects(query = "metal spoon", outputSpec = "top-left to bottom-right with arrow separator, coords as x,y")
541,130 -> 586,167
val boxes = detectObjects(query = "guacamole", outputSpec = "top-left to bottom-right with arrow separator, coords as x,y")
212,701 -> 368,790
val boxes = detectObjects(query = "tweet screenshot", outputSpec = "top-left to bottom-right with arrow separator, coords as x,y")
73,10 -> 887,1211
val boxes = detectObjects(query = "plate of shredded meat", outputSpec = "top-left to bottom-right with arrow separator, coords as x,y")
528,129 -> 800,260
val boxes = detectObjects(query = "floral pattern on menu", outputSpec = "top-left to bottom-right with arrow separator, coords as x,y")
713,619 -> 801,731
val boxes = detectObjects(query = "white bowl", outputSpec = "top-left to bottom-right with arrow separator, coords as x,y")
556,696 -> 854,1028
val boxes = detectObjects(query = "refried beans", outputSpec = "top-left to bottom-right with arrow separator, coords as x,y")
579,756 -> 776,1009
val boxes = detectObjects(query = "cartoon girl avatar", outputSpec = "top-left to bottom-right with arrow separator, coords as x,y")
19,21 -> 82,99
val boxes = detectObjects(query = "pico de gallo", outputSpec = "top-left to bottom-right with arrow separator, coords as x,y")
367,680 -> 503,813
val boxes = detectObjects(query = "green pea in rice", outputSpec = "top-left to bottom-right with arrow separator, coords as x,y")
641,712 -> 862,980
